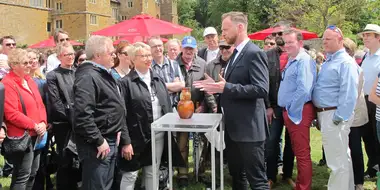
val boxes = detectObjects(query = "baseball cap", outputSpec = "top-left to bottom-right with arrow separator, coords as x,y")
203,27 -> 218,37
181,36 -> 197,49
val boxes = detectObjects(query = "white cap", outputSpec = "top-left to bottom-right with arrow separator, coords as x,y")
203,27 -> 218,37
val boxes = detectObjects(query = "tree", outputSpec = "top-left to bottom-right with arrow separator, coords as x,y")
177,0 -> 203,39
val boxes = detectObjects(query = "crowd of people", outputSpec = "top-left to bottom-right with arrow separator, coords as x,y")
0,10 -> 379,190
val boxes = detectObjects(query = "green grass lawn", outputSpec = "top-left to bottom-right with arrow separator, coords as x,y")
0,128 -> 376,190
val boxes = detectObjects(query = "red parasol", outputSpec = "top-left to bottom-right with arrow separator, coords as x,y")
248,27 -> 319,40
113,36 -> 168,45
92,14 -> 192,37
29,36 -> 83,49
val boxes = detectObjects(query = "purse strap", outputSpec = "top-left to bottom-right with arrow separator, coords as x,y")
14,84 -> 27,115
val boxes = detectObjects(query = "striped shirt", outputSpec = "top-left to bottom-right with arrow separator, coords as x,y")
376,73 -> 380,121
151,57 -> 184,106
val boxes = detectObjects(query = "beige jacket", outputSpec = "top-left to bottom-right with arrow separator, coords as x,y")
352,71 -> 369,127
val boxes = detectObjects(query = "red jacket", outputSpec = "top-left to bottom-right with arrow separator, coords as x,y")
3,71 -> 47,137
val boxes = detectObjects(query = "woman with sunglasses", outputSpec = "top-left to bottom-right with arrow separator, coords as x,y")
111,41 -> 132,80
2,48 -> 47,189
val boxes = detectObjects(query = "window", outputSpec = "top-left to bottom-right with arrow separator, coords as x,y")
90,15 -> 97,25
89,0 -> 96,3
30,0 -> 43,7
47,22 -> 51,32
55,20 -> 62,28
56,2 -> 62,10
127,0 -> 133,7
46,0 -> 51,8
121,16 -> 127,20
112,8 -> 118,19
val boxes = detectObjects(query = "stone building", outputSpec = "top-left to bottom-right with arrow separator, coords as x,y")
0,0 -> 178,45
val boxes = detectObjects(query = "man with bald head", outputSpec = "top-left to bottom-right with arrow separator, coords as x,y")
312,26 -> 358,190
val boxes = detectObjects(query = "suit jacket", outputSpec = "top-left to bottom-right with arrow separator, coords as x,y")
220,41 -> 270,142
197,47 -> 208,61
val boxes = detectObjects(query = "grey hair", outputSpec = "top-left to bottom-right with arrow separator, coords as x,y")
127,42 -> 151,60
166,38 -> 181,48
283,29 -> 303,41
85,35 -> 113,60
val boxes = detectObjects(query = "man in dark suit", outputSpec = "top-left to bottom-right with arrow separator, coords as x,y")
194,11 -> 270,190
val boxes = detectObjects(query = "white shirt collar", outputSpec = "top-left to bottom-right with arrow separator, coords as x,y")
235,38 -> 250,53
135,69 -> 151,80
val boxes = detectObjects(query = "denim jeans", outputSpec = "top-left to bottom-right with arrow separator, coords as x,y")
10,139 -> 41,190
265,107 -> 294,182
78,138 -> 117,190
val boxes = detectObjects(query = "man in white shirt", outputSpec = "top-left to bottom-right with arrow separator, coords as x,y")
46,29 -> 70,73
198,27 -> 220,63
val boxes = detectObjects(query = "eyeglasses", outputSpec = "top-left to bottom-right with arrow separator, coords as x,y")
120,51 -> 128,56
59,38 -> 70,42
22,61 -> 31,66
136,54 -> 152,59
265,42 -> 276,46
64,53 -> 75,57
271,32 -> 283,37
5,43 -> 16,47
78,58 -> 86,62
219,46 -> 231,50
151,44 -> 163,49
326,25 -> 343,39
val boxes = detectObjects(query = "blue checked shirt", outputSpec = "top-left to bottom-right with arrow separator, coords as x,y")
151,57 -> 184,106
278,49 -> 316,125
312,49 -> 359,122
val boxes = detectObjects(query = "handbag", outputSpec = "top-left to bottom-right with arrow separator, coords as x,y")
1,85 -> 32,158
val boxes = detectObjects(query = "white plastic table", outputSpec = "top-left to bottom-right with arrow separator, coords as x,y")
151,113 -> 224,190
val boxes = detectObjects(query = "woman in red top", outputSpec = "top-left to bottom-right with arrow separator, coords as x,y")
2,48 -> 47,190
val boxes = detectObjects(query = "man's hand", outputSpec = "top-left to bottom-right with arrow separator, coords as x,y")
173,77 -> 180,82
194,74 -> 226,95
193,73 -> 216,91
34,123 -> 46,136
97,139 -> 110,159
0,128 -> 6,143
116,131 -> 121,146
122,144 -> 134,161
266,108 -> 275,125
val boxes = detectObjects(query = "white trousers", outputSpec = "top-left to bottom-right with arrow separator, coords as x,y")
318,110 -> 354,190
120,132 -> 165,190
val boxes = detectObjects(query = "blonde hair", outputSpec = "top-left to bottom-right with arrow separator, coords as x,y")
26,49 -> 45,79
343,37 -> 357,57
127,42 -> 151,60
166,38 -> 181,49
8,48 -> 28,68
56,41 -> 74,56
222,12 -> 248,27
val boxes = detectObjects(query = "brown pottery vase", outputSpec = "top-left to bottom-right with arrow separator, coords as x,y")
177,87 -> 194,119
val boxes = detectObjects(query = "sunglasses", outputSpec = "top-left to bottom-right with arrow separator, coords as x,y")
59,38 -> 70,42
5,43 -> 16,47
64,53 -> 75,57
265,42 -> 276,46
219,46 -> 231,50
271,32 -> 283,37
327,25 -> 343,38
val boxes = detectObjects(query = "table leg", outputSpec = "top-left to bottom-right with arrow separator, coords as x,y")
152,130 -> 157,190
168,132 -> 173,190
211,129 -> 216,190
220,120 -> 224,190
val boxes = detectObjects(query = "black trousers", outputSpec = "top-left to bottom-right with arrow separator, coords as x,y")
349,127 -> 364,185
77,138 -> 117,190
53,123 -> 79,190
225,132 -> 269,190
362,96 -> 380,176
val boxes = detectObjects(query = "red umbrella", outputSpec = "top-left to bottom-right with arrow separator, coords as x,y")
92,14 -> 192,37
29,36 -> 83,49
248,27 -> 318,40
113,36 -> 168,45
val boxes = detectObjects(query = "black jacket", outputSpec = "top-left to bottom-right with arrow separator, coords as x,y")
46,66 -> 75,123
220,41 -> 269,142
265,46 -> 283,108
197,47 -> 208,61
118,69 -> 184,171
73,61 -> 130,147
